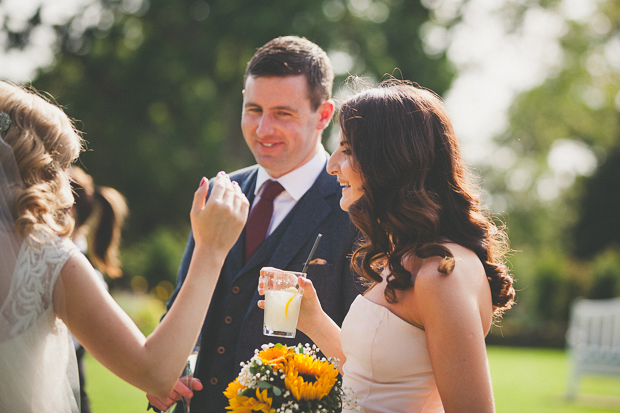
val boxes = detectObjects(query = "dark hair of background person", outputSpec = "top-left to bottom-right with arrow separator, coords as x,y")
71,166 -> 128,278
244,36 -> 334,111
340,79 -> 515,317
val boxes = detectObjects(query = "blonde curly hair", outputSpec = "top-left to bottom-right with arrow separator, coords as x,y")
0,81 -> 83,239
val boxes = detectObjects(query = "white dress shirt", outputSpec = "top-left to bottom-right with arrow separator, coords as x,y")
252,148 -> 328,237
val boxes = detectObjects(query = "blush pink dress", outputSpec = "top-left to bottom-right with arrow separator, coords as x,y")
340,295 -> 444,413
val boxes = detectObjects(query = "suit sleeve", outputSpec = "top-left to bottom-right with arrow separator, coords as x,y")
165,231 -> 195,314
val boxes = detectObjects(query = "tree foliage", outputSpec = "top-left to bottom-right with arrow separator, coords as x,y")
2,0 -> 457,288
483,0 -> 620,346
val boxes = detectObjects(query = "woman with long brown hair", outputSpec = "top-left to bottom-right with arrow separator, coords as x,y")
262,79 -> 515,412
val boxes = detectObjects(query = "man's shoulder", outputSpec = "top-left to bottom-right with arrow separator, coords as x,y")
311,168 -> 341,198
229,165 -> 259,182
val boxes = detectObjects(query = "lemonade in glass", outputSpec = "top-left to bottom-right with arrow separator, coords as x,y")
261,268 -> 304,338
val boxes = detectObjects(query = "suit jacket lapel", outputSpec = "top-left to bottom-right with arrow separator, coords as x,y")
269,168 -> 335,271
241,166 -> 336,274
242,167 -> 338,319
223,170 -> 257,281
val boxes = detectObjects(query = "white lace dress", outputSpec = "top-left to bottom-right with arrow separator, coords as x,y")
0,231 -> 80,412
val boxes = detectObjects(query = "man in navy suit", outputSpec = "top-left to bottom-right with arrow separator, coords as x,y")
147,36 -> 361,412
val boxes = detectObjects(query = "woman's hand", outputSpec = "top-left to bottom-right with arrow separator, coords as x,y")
257,269 -> 325,337
190,172 -> 249,256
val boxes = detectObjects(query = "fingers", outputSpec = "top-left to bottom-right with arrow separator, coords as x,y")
220,174 -> 236,207
174,377 -> 194,398
198,172 -> 247,217
257,299 -> 265,309
298,277 -> 320,305
298,277 -> 317,296
260,267 -> 277,276
191,176 -> 210,213
192,378 -> 203,391
207,171 -> 230,203
257,273 -> 265,294
146,394 -> 174,411
232,181 -> 249,217
146,376 -> 199,412
190,171 -> 249,253
192,172 -> 230,215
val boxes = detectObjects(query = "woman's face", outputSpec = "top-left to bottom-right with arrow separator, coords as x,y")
327,133 -> 364,211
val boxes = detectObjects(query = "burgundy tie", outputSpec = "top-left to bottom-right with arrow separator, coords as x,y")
245,180 -> 285,262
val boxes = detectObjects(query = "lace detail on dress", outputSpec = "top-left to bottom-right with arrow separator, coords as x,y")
0,231 -> 78,340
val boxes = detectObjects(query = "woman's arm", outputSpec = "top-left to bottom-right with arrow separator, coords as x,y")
54,174 -> 249,399
410,250 -> 495,413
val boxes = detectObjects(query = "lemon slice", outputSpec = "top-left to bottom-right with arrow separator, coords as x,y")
285,294 -> 296,317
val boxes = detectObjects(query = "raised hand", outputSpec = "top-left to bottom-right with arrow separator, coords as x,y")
190,172 -> 249,258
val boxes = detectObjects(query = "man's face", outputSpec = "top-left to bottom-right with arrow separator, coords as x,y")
241,75 -> 333,178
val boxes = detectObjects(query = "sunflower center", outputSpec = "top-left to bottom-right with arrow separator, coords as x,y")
300,373 -> 318,384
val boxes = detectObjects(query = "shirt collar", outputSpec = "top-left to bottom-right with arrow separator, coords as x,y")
255,147 -> 328,201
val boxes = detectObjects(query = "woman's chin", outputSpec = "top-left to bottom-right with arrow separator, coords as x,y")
340,198 -> 355,212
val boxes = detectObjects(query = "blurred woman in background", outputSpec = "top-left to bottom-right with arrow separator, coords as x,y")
69,166 -> 128,413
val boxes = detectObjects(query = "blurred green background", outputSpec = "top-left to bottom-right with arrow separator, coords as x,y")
1,0 -> 620,409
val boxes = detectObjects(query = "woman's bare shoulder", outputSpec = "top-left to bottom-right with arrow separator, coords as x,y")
406,244 -> 485,298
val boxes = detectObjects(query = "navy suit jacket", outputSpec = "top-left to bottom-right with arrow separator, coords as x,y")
166,162 -> 362,412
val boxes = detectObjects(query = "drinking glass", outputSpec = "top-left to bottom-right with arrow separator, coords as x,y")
180,344 -> 200,413
262,268 -> 305,338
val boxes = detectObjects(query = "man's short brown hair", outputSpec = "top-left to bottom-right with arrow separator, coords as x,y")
244,36 -> 334,111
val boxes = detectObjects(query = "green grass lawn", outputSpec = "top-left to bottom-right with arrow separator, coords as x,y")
83,353 -> 147,412
84,346 -> 620,412
488,347 -> 620,412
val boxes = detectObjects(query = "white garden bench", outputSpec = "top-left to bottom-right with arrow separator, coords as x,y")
565,297 -> 620,400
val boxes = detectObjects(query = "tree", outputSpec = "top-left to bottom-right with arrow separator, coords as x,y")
482,0 -> 620,345
3,0 -> 458,288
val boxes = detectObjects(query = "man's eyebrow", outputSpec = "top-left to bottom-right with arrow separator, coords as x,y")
272,105 -> 298,113
243,103 -> 298,113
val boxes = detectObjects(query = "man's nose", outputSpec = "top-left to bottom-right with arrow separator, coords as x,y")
256,114 -> 275,137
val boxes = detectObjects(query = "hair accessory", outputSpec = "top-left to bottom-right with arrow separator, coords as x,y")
0,111 -> 10,134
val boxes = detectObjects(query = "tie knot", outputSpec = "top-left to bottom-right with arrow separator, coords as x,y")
260,180 -> 284,201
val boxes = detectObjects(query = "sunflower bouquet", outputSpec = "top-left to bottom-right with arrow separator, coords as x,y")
224,343 -> 350,413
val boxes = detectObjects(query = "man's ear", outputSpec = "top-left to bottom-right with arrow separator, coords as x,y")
316,100 -> 335,130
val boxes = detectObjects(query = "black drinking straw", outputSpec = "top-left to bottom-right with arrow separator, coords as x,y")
301,234 -> 322,275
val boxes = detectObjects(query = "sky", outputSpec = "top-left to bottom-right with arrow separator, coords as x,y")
421,0 -> 603,208
429,0 -> 603,166
0,0 -> 603,191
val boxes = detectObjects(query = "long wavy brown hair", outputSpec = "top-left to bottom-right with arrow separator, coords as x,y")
339,80 -> 515,316
0,81 -> 83,239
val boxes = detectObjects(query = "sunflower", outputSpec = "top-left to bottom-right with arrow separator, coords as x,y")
225,388 -> 276,413
257,344 -> 294,370
283,353 -> 339,401
224,379 -> 246,400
